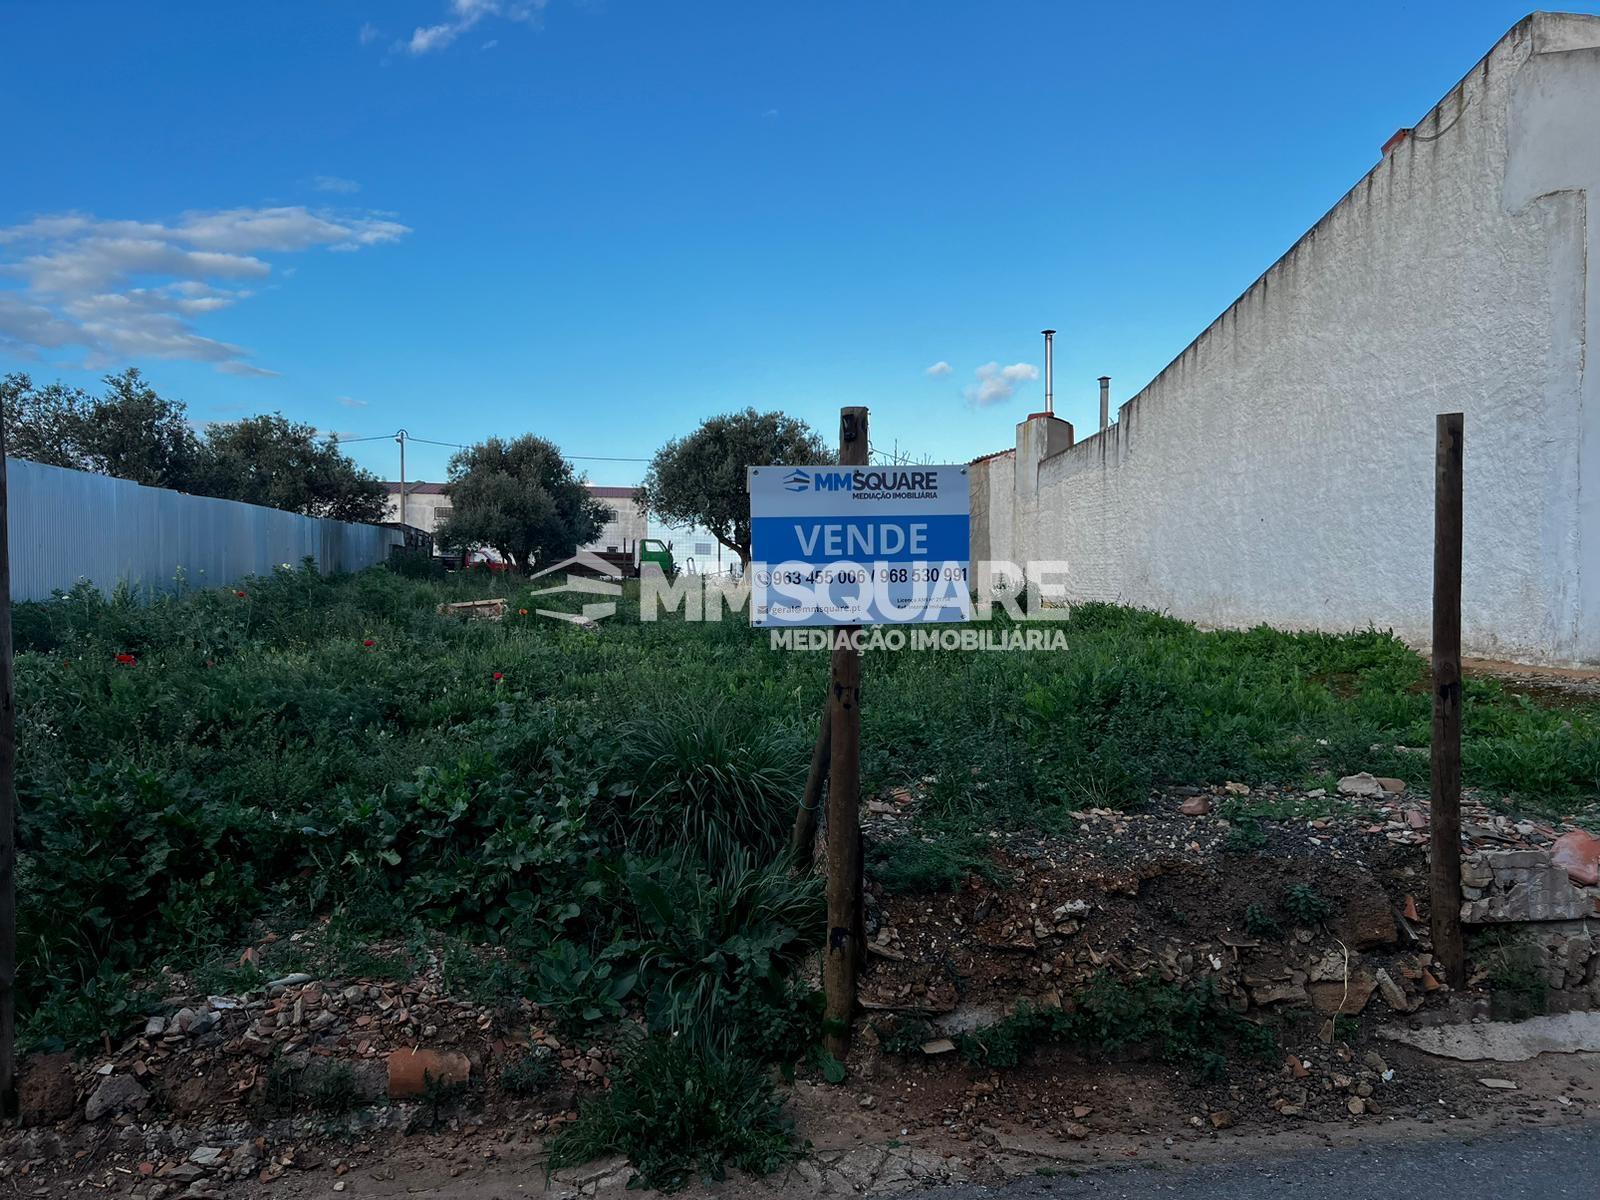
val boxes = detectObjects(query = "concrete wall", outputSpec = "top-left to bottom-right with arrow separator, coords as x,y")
6,458 -> 400,601
976,13 -> 1600,665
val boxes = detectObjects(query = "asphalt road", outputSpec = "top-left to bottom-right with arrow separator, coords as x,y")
922,1124 -> 1600,1200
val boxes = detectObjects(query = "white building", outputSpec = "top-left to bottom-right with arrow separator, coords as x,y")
382,481 -> 451,535
971,13 -> 1600,666
381,481 -> 653,559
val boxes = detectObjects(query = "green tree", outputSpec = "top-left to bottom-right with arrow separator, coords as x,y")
637,408 -> 827,569
438,435 -> 607,571
0,374 -> 93,469
84,369 -> 203,490
196,415 -> 389,522
1,368 -> 200,488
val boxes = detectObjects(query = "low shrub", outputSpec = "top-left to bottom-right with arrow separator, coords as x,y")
957,975 -> 1277,1079
1282,883 -> 1335,926
547,1036 -> 797,1192
865,834 -> 998,895
620,851 -> 823,1050
499,1047 -> 557,1096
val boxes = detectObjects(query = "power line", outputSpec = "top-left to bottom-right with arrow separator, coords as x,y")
334,430 -> 647,462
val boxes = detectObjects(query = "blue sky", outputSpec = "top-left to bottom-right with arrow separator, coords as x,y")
1,0 -> 1588,486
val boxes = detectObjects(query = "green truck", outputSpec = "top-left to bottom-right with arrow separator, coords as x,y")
592,537 -> 677,579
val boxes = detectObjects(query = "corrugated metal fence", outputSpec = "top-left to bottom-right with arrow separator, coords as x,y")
5,458 -> 400,601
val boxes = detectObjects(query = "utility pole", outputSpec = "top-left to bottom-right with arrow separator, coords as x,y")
395,429 -> 409,529
0,400 -> 17,1115
822,406 -> 867,1061
1430,412 -> 1466,988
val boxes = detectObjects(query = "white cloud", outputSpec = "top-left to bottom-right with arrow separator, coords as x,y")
358,21 -> 381,45
314,175 -> 362,195
337,395 -> 369,408
0,205 -> 410,375
924,360 -> 952,378
400,0 -> 548,55
964,361 -> 1039,408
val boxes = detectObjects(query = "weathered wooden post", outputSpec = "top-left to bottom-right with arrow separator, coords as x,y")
1430,412 -> 1466,988
789,708 -> 830,870
0,402 -> 17,1114
822,406 -> 867,1059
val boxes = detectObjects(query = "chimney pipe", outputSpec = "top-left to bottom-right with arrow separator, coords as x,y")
1098,376 -> 1110,431
1041,329 -> 1055,415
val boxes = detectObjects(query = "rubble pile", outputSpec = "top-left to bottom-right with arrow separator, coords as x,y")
4,945 -> 615,1195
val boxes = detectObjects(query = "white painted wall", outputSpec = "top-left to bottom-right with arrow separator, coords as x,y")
976,13 -> 1599,665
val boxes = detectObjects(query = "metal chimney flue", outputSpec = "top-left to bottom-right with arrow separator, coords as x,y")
1041,329 -> 1055,415
1098,376 -> 1111,431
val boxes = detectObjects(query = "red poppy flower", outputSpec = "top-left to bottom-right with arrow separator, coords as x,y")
492,672 -> 504,681
115,653 -> 137,666
517,608 -> 529,616
235,590 -> 247,598
362,638 -> 375,647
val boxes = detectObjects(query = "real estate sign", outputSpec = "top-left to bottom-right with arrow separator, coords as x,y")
747,464 -> 972,626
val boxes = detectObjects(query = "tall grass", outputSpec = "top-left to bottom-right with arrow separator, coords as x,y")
606,708 -> 804,862
11,568 -> 1597,1042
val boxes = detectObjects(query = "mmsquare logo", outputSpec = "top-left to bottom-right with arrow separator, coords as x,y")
527,550 -> 622,626
782,469 -> 810,492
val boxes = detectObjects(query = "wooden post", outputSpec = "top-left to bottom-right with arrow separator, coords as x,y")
0,400 -> 16,1113
822,406 -> 867,1061
789,706 -> 830,870
1430,412 -> 1466,989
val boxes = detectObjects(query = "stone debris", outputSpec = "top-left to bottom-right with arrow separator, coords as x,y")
1460,848 -> 1600,923
1478,1078 -> 1519,1090
1550,830 -> 1600,887
1338,773 -> 1385,798
1374,969 -> 1412,1013
85,1075 -> 149,1122
1380,1011 -> 1600,1062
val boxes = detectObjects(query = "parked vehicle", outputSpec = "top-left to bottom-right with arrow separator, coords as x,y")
588,538 -> 677,579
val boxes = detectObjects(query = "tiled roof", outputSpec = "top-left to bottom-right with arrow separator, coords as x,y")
969,448 -> 1015,465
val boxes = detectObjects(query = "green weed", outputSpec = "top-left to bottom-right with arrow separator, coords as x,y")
865,834 -> 998,895
1282,884 -> 1334,925
547,1036 -> 797,1192
1243,903 -> 1281,939
499,1047 -> 557,1096
956,975 -> 1277,1079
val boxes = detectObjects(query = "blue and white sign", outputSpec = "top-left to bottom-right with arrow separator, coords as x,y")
748,464 -> 972,626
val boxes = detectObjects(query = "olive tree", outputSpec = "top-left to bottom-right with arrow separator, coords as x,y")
637,408 -> 827,569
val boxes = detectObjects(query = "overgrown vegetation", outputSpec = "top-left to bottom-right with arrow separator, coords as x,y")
547,1036 -> 798,1191
1474,930 -> 1551,1020
953,975 -> 1278,1082
11,567 -> 1600,1176
865,834 -> 1000,895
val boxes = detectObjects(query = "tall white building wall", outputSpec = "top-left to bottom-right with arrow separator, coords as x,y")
974,13 -> 1600,666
